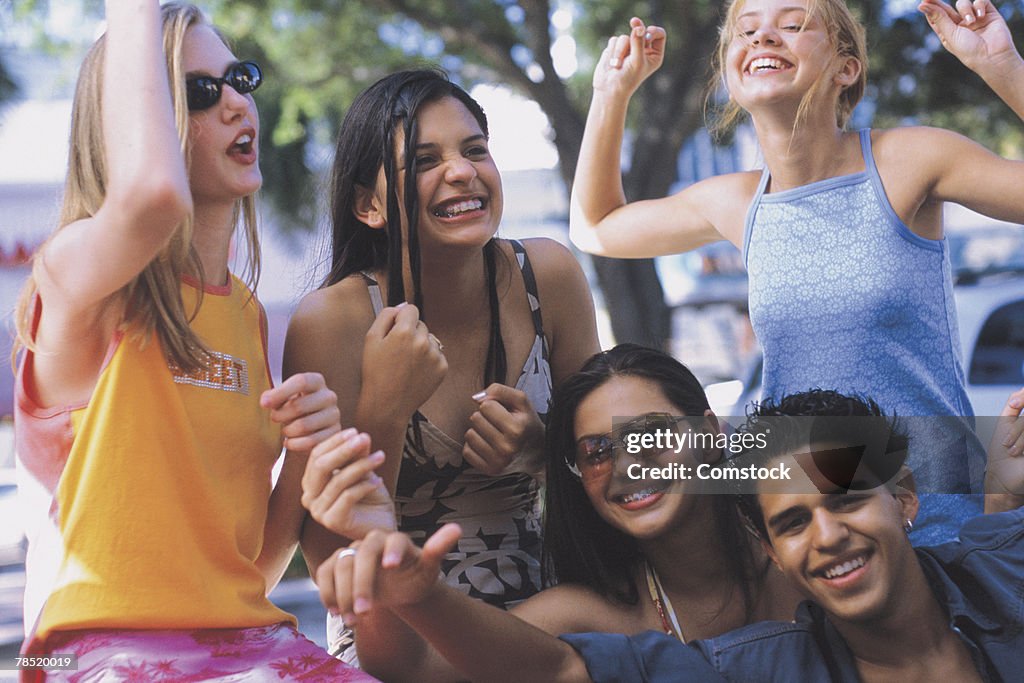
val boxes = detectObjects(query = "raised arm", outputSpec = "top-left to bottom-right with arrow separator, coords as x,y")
30,0 -> 192,405
38,0 -> 191,326
915,0 -> 1024,222
569,18 -> 744,257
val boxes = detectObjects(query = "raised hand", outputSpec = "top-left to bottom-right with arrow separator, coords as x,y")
260,371 -> 341,453
985,387 -> 1024,504
919,0 -> 1021,73
317,523 -> 462,624
463,384 -> 546,477
593,17 -> 667,99
302,429 -> 397,539
359,302 -> 447,426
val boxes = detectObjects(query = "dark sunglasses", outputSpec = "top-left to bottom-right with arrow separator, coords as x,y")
567,413 -> 685,481
186,61 -> 262,112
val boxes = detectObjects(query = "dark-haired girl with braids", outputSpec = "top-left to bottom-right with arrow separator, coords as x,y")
284,67 -> 599,659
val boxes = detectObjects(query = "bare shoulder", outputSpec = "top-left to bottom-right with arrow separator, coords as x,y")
511,237 -> 584,279
684,171 -> 763,247
513,583 -> 644,635
284,275 -> 376,374
289,276 -> 376,339
871,126 -> 979,173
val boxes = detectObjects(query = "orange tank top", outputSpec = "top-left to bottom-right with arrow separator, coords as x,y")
15,275 -> 293,646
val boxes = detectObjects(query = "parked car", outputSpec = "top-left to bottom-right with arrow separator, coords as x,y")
702,227 -> 1024,418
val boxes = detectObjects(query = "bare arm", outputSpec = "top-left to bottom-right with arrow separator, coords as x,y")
569,19 -> 742,257
523,239 -> 601,385
32,0 -> 192,404
320,526 -> 593,683
915,0 -> 1024,222
288,281 -> 445,574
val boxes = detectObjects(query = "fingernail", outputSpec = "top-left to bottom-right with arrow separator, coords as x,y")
327,607 -> 339,616
354,598 -> 372,614
396,301 -> 408,308
370,450 -> 385,463
472,391 -> 487,402
645,31 -> 652,41
634,26 -> 643,36
609,57 -> 619,67
383,552 -> 402,567
342,612 -> 357,625
964,13 -> 974,24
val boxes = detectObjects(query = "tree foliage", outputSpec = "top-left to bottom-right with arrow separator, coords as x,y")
17,0 -> 1024,346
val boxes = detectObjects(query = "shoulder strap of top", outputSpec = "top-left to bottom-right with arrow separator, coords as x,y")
360,271 -> 384,316
741,167 -> 772,268
509,239 -> 545,341
858,128 -> 878,179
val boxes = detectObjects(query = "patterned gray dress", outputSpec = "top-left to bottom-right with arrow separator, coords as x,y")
328,240 -> 552,661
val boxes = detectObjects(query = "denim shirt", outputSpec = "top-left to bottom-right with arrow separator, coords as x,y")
561,509 -> 1024,682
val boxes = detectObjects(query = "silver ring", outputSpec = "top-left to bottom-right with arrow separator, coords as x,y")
336,547 -> 358,561
428,333 -> 444,352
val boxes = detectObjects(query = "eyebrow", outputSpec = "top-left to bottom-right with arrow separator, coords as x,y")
414,134 -> 488,151
766,504 -> 804,532
738,6 -> 808,20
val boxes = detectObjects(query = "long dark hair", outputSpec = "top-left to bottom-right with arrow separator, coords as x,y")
542,344 -> 766,612
324,67 -> 506,385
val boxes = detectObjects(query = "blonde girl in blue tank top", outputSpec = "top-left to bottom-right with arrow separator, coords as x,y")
569,0 -> 1024,541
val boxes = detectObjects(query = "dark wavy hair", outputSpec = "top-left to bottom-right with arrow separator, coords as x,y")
542,344 -> 766,612
324,67 -> 506,385
737,389 -> 909,542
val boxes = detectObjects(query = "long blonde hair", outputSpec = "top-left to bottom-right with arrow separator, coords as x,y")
708,0 -> 868,136
13,2 -> 262,372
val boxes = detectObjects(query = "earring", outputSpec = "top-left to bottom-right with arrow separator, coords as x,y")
903,519 -> 914,534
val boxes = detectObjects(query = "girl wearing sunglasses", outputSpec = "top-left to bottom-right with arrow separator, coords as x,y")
303,344 -> 801,680
286,67 -> 601,662
12,2 -> 375,679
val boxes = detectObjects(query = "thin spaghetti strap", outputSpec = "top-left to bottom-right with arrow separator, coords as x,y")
509,240 -> 546,342
360,270 -> 384,316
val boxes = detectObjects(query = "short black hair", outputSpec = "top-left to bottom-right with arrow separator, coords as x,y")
736,389 -> 909,542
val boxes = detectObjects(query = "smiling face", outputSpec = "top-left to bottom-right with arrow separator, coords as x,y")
757,453 -> 920,625
714,0 -> 866,129
572,375 -> 714,541
363,95 -> 503,258
183,24 -> 262,207
725,0 -> 836,111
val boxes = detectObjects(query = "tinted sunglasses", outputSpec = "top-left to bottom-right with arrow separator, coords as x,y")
186,61 -> 262,112
568,413 -> 685,481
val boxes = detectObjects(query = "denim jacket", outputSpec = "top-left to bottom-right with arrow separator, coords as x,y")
561,509 -> 1024,682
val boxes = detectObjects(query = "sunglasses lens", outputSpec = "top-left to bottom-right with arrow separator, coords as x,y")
186,77 -> 220,111
574,436 -> 614,478
228,61 -> 262,95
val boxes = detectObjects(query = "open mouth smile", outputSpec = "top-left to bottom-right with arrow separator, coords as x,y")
745,57 -> 793,75
431,197 -> 486,218
813,551 -> 873,586
611,485 -> 670,510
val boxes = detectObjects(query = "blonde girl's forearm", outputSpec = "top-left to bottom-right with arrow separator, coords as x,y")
979,55 -> 1024,123
568,90 -> 632,255
103,0 -> 191,228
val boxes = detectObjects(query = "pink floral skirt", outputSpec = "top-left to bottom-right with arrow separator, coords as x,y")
24,622 -> 379,682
